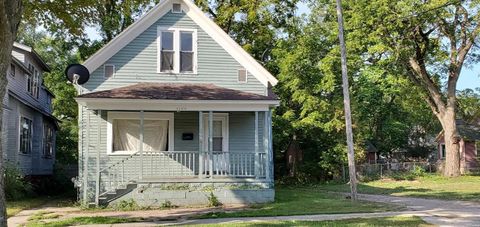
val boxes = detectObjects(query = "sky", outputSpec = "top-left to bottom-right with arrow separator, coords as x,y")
86,2 -> 479,90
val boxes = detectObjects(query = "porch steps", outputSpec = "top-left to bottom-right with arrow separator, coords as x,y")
98,182 -> 138,205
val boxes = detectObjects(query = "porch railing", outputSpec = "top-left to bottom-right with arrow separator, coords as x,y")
98,150 -> 267,197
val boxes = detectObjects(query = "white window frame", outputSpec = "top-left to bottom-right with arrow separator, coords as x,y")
106,112 -> 175,155
18,115 -> 33,155
157,27 -> 198,74
202,113 -> 229,152
104,64 -> 116,79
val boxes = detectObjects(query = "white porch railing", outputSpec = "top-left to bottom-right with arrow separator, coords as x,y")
98,150 -> 267,198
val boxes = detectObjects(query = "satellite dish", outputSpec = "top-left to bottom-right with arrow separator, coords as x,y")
65,64 -> 90,85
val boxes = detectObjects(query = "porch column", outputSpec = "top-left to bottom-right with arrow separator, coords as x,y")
268,110 -> 273,182
264,111 -> 271,182
208,111 -> 214,178
198,111 -> 204,179
95,110 -> 102,206
254,111 -> 260,178
82,107 -> 90,205
139,110 -> 144,180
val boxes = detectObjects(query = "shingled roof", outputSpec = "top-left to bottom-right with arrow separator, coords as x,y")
78,83 -> 278,101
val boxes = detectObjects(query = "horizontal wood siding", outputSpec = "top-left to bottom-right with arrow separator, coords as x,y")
80,111 -> 266,195
84,12 -> 266,95
3,96 -> 54,175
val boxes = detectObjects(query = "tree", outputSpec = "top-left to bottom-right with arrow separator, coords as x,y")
341,0 -> 480,176
0,1 -> 23,225
1,1 -> 95,225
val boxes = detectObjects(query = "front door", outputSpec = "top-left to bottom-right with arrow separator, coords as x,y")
203,114 -> 229,175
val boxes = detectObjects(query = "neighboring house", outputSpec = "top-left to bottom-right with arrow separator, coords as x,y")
435,120 -> 480,173
75,0 -> 279,206
2,42 -> 57,176
365,141 -> 378,164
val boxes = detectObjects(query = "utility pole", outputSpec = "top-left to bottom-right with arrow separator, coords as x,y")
335,0 -> 358,201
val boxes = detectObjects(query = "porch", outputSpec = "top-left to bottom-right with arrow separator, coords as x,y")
77,83 -> 278,205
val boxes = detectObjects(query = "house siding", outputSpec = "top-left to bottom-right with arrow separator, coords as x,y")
2,48 -> 56,176
3,96 -> 55,175
83,12 -> 266,95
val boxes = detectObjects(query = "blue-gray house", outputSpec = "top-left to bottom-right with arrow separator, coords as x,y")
3,42 -> 57,176
75,0 -> 279,206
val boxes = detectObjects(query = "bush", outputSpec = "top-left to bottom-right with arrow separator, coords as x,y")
207,192 -> 222,207
112,199 -> 141,211
389,165 -> 426,181
5,164 -> 33,200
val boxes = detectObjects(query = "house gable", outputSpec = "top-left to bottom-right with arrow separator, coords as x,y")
83,0 -> 276,96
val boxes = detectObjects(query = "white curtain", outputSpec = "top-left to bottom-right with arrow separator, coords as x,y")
113,119 -> 168,152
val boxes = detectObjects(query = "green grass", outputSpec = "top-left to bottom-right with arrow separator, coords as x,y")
186,216 -> 432,226
26,216 -> 145,227
317,174 -> 480,202
198,187 -> 397,219
7,195 -> 75,217
7,197 -> 52,217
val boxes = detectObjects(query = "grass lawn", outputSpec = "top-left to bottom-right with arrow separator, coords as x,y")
26,216 -> 145,227
317,174 -> 480,202
7,195 -> 75,218
26,215 -> 430,227
187,216 -> 432,227
198,187 -> 397,219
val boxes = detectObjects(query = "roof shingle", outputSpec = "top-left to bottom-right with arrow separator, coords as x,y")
78,83 -> 278,101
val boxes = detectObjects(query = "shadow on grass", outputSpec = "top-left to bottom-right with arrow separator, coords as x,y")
316,179 -> 480,202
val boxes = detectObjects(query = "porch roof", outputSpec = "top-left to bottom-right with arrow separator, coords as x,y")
78,83 -> 278,101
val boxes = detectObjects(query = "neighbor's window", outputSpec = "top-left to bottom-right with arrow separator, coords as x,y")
27,64 -> 39,99
441,144 -> 446,159
43,124 -> 54,157
158,28 -> 196,73
212,121 -> 223,151
20,117 -> 33,154
10,64 -> 15,77
27,64 -> 33,94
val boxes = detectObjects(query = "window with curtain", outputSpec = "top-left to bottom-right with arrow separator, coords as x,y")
20,117 -> 33,154
112,119 -> 169,152
160,31 -> 174,72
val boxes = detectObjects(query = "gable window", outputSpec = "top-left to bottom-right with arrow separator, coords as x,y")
43,123 -> 54,158
104,64 -> 115,78
19,116 -> 33,154
107,112 -> 174,155
158,27 -> 197,74
160,31 -> 175,72
172,3 -> 182,13
238,69 -> 247,83
441,144 -> 446,159
10,64 -> 15,77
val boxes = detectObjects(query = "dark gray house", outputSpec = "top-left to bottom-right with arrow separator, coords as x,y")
2,42 -> 57,175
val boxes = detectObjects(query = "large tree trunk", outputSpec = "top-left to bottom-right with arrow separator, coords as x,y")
440,108 -> 461,177
0,0 -> 23,226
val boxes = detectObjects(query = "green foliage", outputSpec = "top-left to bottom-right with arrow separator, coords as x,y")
207,192 -> 222,207
5,165 -> 33,200
161,200 -> 174,209
17,28 -> 80,164
112,199 -> 142,211
26,216 -> 144,227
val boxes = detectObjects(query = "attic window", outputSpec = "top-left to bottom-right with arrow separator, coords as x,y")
238,69 -> 247,83
104,65 -> 115,78
172,3 -> 182,13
